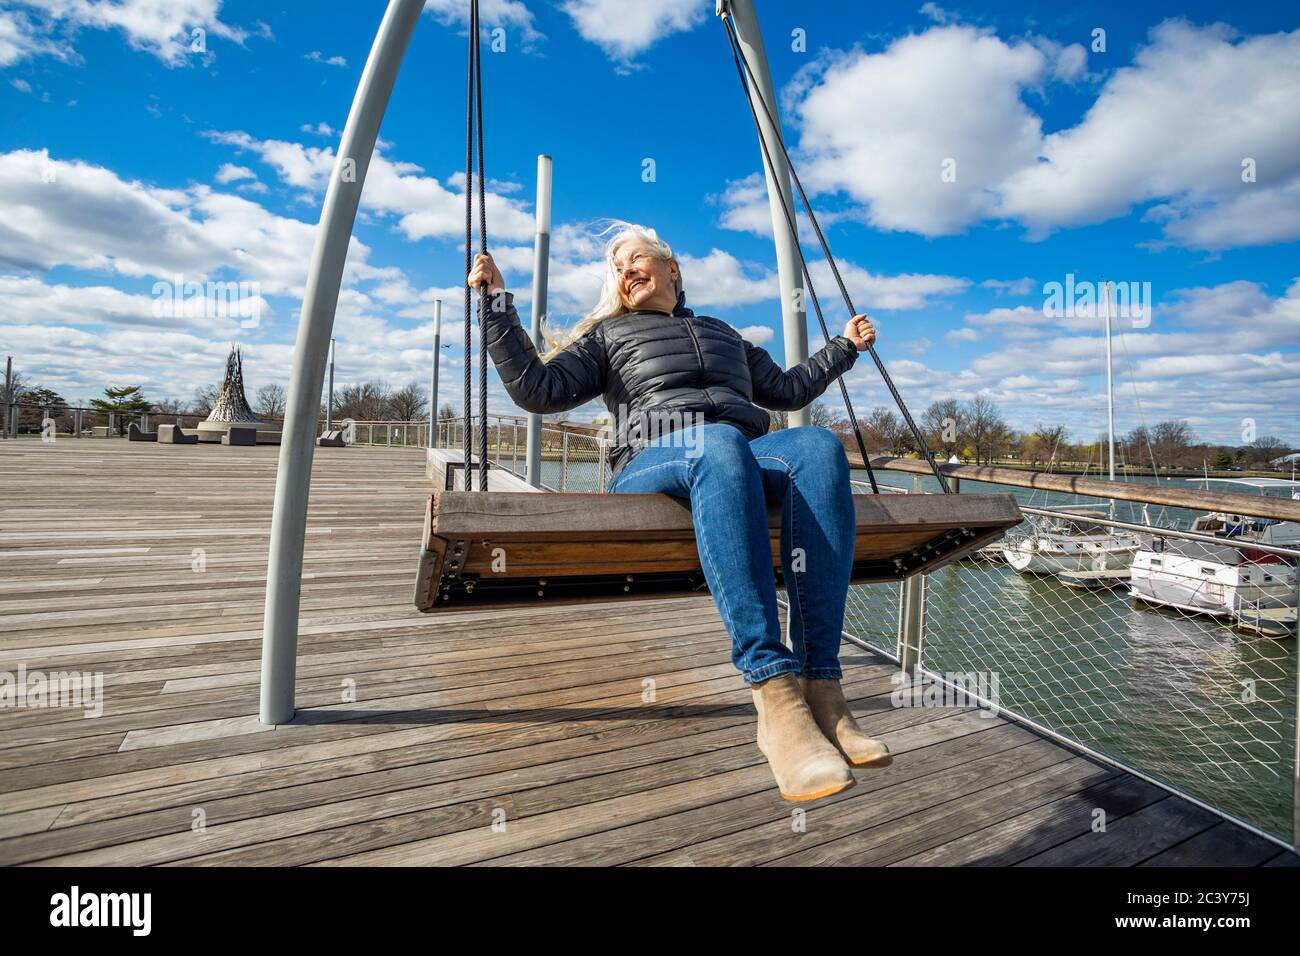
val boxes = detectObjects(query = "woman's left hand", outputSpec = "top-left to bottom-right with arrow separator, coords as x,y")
843,314 -> 876,351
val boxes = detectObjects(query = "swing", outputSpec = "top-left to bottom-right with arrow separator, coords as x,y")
413,1 -> 1021,613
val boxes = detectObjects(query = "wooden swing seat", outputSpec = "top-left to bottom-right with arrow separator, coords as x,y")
414,491 -> 1022,611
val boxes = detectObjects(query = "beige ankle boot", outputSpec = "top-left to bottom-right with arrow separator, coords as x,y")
800,678 -> 893,768
752,673 -> 854,801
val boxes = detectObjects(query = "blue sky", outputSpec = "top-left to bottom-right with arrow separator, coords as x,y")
1,0 -> 1297,448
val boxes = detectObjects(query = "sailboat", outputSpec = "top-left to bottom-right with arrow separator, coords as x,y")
1003,281 -> 1141,579
1129,477 -> 1299,638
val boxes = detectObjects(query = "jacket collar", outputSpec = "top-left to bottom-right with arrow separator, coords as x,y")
672,290 -> 694,317
627,291 -> 695,319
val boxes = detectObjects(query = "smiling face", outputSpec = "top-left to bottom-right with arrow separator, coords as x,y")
613,240 -> 680,314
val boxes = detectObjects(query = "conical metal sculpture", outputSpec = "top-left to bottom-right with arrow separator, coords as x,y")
196,345 -> 282,444
207,347 -> 262,424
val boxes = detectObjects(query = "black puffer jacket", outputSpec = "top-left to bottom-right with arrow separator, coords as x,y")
483,291 -> 860,476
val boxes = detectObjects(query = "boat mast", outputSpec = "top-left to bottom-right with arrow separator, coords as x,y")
1103,280 -> 1116,483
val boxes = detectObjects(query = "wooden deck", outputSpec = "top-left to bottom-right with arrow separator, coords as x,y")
0,438 -> 1294,866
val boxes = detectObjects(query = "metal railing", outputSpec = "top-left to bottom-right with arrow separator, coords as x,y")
0,401 -> 190,439
842,459 -> 1300,853
432,414 -> 611,492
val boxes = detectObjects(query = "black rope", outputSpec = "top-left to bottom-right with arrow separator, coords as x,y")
721,12 -> 951,494
473,0 -> 488,491
462,0 -> 491,491
462,0 -> 475,488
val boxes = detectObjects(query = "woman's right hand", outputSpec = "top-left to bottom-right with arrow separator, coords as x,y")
467,252 -> 506,295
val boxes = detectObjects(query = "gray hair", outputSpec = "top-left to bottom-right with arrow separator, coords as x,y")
541,221 -> 679,361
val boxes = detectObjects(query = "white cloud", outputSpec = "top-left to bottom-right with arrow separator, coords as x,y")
9,0 -> 259,67
303,50 -> 346,67
786,20 -> 1300,250
737,324 -> 775,345
792,25 -> 1048,236
919,3 -> 958,25
981,277 -> 1035,296
0,148 -> 377,299
214,163 -> 255,184
423,0 -> 544,51
712,173 -> 773,236
0,8 -> 75,66
807,258 -> 970,311
560,0 -> 707,64
677,249 -> 776,308
0,274 -> 267,334
207,130 -> 537,243
1000,21 -> 1300,248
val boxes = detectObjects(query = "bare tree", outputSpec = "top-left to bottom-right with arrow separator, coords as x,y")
387,382 -> 428,422
1247,435 -> 1289,469
767,402 -> 836,432
1021,424 -> 1068,468
1151,420 -> 1196,470
255,384 -> 286,419
809,401 -> 839,429
861,406 -> 914,456
962,395 -> 1008,465
191,383 -> 220,416
1,367 -> 25,407
921,398 -> 964,459
336,381 -> 392,421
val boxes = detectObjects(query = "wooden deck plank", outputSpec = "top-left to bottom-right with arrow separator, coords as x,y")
0,439 -> 1291,867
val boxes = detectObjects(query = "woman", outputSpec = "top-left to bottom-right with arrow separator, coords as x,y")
468,223 -> 890,801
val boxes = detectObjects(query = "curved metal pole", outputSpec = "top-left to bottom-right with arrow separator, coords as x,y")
259,0 -> 424,724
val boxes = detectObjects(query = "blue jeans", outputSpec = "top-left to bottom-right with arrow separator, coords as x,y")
609,423 -> 855,684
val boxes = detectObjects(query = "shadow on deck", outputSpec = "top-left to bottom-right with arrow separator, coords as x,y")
0,439 -> 1294,866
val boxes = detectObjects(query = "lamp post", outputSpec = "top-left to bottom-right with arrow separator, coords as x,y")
325,338 -> 336,433
525,154 -> 552,488
430,299 -> 442,448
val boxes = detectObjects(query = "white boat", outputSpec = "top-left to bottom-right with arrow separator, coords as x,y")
1003,507 -> 1142,575
1129,479 -> 1300,638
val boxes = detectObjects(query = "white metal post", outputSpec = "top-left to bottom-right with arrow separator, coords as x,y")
325,338 -> 336,432
526,155 -> 552,488
1103,280 -> 1116,483
719,0 -> 809,426
259,0 -> 424,725
429,299 -> 442,448
2,355 -> 10,439
561,431 -> 569,491
897,475 -> 928,675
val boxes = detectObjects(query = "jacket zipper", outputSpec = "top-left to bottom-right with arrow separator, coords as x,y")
682,316 -> 705,387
